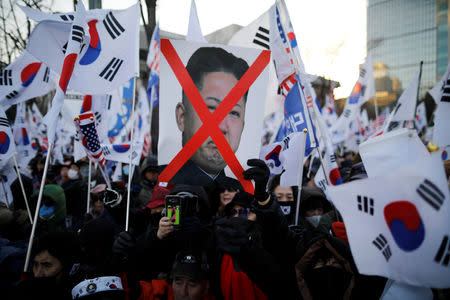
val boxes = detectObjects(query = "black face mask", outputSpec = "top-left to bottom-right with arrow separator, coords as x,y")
149,213 -> 162,227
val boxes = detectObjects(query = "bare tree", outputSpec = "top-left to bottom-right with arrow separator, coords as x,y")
0,0 -> 54,65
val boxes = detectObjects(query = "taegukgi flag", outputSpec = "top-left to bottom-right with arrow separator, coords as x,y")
260,131 -> 306,187
13,102 -> 36,168
0,50 -> 55,110
328,152 -> 450,288
428,62 -> 450,147
0,106 -> 16,170
21,2 -> 139,95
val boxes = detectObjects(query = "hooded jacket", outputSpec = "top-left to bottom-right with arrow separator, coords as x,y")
34,184 -> 67,235
137,156 -> 158,207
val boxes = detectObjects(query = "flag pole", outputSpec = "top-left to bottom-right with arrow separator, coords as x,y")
86,159 -> 92,214
125,77 -> 137,231
13,156 -> 33,224
294,129 -> 308,225
99,164 -> 111,189
24,142 -> 53,272
412,61 -> 424,130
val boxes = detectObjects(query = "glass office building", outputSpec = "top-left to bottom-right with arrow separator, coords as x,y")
367,0 -> 448,100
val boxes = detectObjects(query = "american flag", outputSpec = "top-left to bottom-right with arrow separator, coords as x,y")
74,112 -> 105,165
372,107 -> 389,131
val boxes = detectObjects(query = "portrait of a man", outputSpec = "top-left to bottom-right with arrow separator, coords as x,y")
158,40 -> 268,187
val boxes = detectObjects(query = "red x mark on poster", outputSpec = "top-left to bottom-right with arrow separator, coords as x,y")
158,39 -> 270,194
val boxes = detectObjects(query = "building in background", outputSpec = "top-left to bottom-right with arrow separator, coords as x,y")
367,0 -> 448,111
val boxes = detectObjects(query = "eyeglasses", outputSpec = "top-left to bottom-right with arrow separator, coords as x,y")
178,254 -> 199,264
230,207 -> 250,218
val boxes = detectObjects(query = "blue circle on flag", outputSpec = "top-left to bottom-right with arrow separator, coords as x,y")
0,131 -> 10,154
112,144 -> 130,153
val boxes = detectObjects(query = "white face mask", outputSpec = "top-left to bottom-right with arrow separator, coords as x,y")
306,215 -> 322,228
68,169 -> 79,180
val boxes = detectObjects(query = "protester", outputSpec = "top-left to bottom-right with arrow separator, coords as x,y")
62,162 -> 88,231
137,155 -> 159,207
31,184 -> 67,236
10,231 -> 80,300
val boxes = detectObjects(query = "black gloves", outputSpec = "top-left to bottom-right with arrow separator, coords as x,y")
215,217 -> 253,254
112,231 -> 136,264
243,159 -> 270,202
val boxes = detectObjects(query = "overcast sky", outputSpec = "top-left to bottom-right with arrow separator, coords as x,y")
53,0 -> 368,98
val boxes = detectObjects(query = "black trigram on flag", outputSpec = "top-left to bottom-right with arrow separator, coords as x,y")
253,26 -> 270,50
357,195 -> 374,215
102,145 -> 111,155
43,67 -> 50,83
441,78 -> 450,102
71,25 -> 84,43
417,179 -> 445,211
359,68 -> 366,79
0,117 -> 10,127
343,108 -> 351,118
59,14 -> 74,21
5,90 -> 18,99
434,235 -> 450,267
330,154 -> 336,164
103,12 -> 125,39
372,234 -> 392,261
107,95 -> 112,109
387,121 -> 400,132
0,69 -> 12,86
99,58 -> 123,82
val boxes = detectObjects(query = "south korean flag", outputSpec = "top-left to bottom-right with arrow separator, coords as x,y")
0,107 -> 15,170
21,3 -> 139,94
0,50 -> 55,109
328,152 -> 450,288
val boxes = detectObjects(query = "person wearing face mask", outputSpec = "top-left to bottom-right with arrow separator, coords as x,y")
30,184 -> 67,236
137,156 -> 159,208
268,174 -> 298,226
62,162 -> 88,231
214,159 -> 301,299
11,231 -> 80,300
298,187 -> 334,239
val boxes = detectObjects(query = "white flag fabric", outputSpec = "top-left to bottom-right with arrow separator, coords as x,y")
0,106 -> 16,170
13,102 -> 36,168
260,131 -> 306,187
41,1 -> 87,144
415,101 -> 427,133
359,128 -> 430,178
390,67 -> 420,123
21,3 -> 139,95
429,62 -> 450,147
328,150 -> 450,287
0,162 -> 17,207
186,0 -> 207,43
331,55 -> 375,143
0,50 -> 56,110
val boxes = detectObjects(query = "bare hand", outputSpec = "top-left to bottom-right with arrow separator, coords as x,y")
157,217 -> 174,240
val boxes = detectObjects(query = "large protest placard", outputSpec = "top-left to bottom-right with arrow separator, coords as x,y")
158,39 -> 270,192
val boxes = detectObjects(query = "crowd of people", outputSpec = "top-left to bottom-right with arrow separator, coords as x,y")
0,148 -> 448,300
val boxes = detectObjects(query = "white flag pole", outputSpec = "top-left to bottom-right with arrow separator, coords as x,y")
99,164 -> 111,189
86,159 -> 92,214
24,142 -> 53,272
13,156 -> 33,224
125,77 -> 137,231
295,129 -> 308,225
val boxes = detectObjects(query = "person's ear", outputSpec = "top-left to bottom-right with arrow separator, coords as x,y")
175,102 -> 185,132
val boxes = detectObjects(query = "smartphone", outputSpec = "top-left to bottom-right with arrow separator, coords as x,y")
165,193 -> 198,226
165,196 -> 181,226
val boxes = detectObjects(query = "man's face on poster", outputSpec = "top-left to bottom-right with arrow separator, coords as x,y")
176,71 -> 246,175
